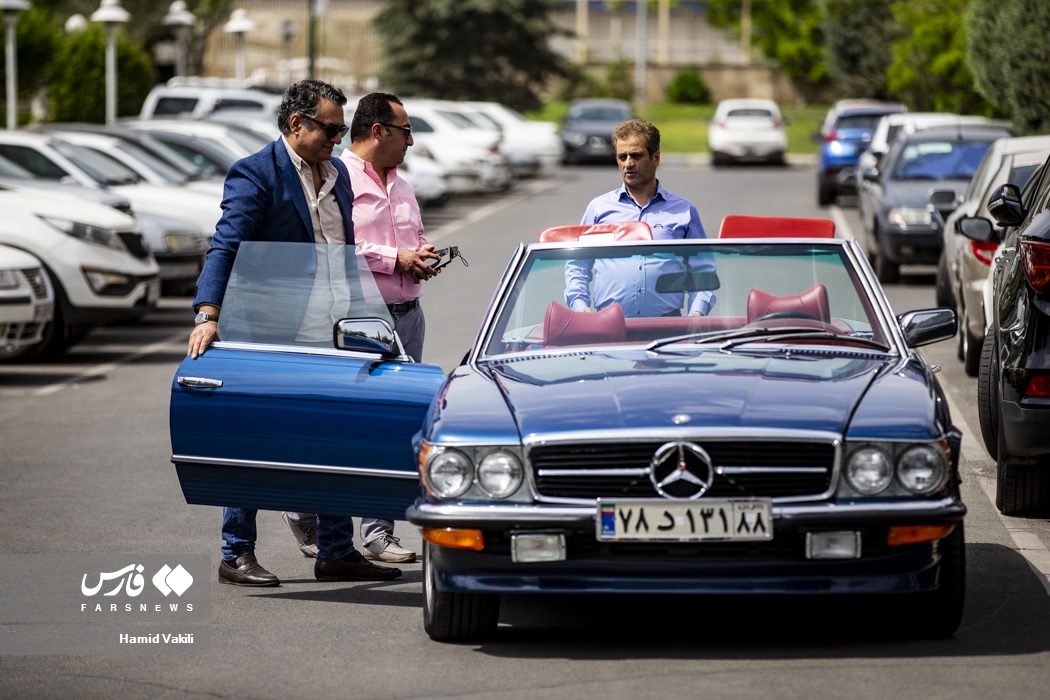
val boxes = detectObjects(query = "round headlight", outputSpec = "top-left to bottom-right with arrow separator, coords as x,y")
476,451 -> 523,498
846,448 -> 893,495
897,445 -> 945,494
424,448 -> 473,499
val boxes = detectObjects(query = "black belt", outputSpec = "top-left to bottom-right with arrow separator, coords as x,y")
387,299 -> 419,314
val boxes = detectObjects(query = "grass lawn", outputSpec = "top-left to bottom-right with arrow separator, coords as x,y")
529,102 -> 829,155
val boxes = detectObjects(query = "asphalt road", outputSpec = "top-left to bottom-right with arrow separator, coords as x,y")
1,163 -> 1049,699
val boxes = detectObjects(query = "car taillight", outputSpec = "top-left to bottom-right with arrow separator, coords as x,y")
823,130 -> 839,142
971,240 -> 998,266
772,119 -> 783,129
1021,240 -> 1050,292
1024,374 -> 1050,398
715,119 -> 726,128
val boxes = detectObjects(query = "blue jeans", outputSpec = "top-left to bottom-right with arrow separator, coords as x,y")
221,508 -> 356,561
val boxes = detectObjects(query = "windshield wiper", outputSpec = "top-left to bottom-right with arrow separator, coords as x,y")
647,326 -> 890,353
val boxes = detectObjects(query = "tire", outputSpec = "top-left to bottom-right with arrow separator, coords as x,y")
976,332 -> 999,460
874,238 -> 900,284
902,524 -> 965,639
962,318 -> 981,377
818,182 -> 835,206
996,413 -> 1050,516
935,253 -> 954,307
422,543 -> 499,642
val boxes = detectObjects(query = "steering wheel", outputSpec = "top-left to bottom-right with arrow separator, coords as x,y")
751,311 -> 824,322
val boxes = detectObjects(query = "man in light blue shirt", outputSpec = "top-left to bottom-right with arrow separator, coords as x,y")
565,119 -> 715,316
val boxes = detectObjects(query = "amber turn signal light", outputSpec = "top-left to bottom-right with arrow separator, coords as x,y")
421,528 -> 485,551
887,523 -> 955,546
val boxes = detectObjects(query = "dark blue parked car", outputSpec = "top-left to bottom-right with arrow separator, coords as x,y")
170,220 -> 964,642
817,100 -> 907,206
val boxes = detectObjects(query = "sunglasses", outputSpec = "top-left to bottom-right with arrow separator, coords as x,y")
301,114 -> 349,140
380,122 -> 413,137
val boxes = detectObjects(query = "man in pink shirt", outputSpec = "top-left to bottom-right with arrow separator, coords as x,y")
283,93 -> 439,564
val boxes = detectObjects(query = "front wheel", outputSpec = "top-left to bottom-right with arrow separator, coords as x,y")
901,524 -> 965,638
422,543 -> 499,642
976,332 -> 999,460
818,182 -> 835,206
996,414 -> 1050,516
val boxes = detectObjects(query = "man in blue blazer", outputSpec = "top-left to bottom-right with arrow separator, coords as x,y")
186,79 -> 402,587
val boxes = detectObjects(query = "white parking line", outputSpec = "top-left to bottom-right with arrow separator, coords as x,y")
834,205 -> 1050,594
0,332 -> 187,397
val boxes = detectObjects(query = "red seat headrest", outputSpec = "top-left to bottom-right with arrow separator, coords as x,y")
747,284 -> 831,323
543,301 -> 627,346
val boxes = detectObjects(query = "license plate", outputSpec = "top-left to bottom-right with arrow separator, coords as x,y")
597,499 -> 773,542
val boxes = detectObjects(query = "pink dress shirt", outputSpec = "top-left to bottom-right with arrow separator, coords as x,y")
340,150 -> 428,304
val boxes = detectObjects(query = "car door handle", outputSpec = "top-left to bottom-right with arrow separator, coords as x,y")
177,376 -> 223,389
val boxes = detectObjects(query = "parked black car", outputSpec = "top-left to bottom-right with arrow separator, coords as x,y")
560,98 -> 633,164
959,160 -> 1050,515
859,124 -> 1010,283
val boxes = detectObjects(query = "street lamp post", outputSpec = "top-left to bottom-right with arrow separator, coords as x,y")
90,0 -> 129,126
223,8 -> 255,82
1,0 -> 29,130
162,0 -> 195,79
279,19 -> 296,86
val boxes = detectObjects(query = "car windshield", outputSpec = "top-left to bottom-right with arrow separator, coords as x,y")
892,140 -> 994,180
726,109 -> 774,119
217,241 -> 393,349
50,140 -> 143,186
568,105 -> 631,121
835,114 -> 884,131
482,240 -> 888,358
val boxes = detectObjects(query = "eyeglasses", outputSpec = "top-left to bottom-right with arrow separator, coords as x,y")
301,114 -> 349,140
380,122 -> 412,138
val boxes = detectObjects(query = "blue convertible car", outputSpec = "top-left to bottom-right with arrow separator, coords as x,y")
170,217 -> 965,641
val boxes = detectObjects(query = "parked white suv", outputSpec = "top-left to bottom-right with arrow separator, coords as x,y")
139,82 -> 282,120
0,243 -> 54,361
0,184 -> 159,359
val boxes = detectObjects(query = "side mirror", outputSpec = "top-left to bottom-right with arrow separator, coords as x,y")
334,318 -> 403,359
957,216 -> 996,243
861,167 -> 879,182
898,308 -> 957,348
986,183 -> 1026,227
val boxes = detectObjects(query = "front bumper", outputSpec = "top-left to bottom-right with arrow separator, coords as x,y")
878,226 -> 943,265
409,498 -> 965,595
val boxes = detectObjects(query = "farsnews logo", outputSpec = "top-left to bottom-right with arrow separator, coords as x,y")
81,564 -> 194,604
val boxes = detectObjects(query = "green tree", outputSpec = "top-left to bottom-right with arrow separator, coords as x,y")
886,0 -> 994,115
967,0 -> 1050,134
705,0 -> 830,102
0,8 -> 60,124
48,23 -> 155,123
372,0 -> 568,112
822,0 -> 902,99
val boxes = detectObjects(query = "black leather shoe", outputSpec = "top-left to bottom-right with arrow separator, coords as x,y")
315,550 -> 402,581
218,554 -> 280,587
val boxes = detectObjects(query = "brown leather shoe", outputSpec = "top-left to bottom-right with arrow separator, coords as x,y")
218,554 -> 280,587
314,550 -> 402,581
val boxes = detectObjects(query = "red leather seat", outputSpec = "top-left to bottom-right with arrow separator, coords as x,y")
543,301 -> 627,346
538,222 -> 653,243
747,284 -> 831,323
719,215 -> 836,239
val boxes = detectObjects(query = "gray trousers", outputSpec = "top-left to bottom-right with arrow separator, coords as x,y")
286,302 -> 426,546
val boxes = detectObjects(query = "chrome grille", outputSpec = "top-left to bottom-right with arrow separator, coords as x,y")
21,268 -> 48,299
530,440 -> 836,500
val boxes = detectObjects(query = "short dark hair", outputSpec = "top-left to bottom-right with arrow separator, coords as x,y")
276,79 -> 347,134
350,92 -> 404,142
613,118 -> 660,154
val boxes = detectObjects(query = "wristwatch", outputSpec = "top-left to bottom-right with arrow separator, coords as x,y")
194,312 -> 219,325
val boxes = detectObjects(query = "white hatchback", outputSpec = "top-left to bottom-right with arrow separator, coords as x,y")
707,99 -> 788,166
0,243 -> 54,361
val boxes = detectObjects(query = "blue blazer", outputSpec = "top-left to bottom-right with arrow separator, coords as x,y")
192,138 -> 356,310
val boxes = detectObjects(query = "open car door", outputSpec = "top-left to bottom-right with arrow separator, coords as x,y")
169,242 -> 446,520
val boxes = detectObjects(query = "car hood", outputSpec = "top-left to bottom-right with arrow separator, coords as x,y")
561,119 -> 623,136
881,179 -> 966,209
